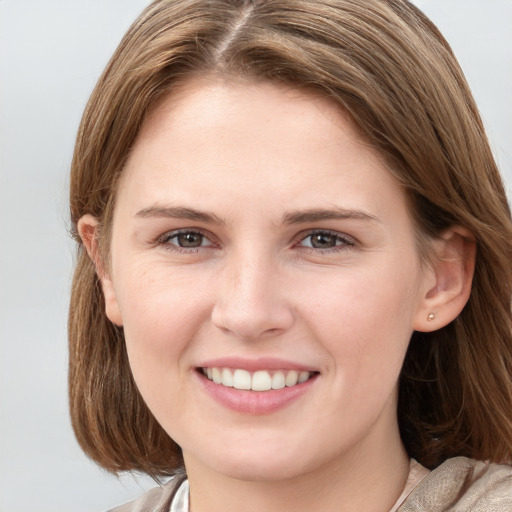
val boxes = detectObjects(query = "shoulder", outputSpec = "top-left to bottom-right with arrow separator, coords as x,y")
399,457 -> 512,511
106,474 -> 187,512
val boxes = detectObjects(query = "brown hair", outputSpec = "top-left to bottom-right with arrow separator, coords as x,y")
69,0 -> 512,476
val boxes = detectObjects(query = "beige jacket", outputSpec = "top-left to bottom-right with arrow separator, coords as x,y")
108,457 -> 512,512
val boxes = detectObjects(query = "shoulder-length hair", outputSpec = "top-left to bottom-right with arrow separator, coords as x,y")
69,0 -> 512,477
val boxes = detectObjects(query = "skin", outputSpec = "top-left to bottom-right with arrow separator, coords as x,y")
80,78 -> 474,512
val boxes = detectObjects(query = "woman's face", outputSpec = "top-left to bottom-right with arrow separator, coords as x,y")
100,79 -> 435,481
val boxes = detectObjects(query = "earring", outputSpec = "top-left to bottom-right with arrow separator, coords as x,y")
427,312 -> 436,322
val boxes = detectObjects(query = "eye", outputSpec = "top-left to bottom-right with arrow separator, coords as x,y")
298,231 -> 355,250
158,230 -> 214,251
174,231 -> 206,248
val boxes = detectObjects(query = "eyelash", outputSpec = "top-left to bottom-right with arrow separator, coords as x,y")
157,229 -> 216,253
156,229 -> 356,254
295,230 -> 356,253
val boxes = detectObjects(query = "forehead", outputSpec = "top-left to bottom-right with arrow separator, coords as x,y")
132,77 -> 357,154
117,77 -> 407,226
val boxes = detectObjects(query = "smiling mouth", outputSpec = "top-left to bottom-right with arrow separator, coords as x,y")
200,367 -> 317,391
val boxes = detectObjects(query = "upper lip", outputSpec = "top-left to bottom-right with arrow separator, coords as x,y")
196,356 -> 318,373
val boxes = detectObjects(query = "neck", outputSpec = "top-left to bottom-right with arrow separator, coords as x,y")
184,427 -> 410,512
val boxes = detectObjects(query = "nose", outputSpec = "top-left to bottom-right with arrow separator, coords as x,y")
211,254 -> 295,340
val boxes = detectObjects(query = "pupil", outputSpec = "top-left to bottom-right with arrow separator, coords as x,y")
177,232 -> 202,247
311,233 -> 335,248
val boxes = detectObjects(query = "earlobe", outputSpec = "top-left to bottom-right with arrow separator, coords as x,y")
77,215 -> 123,327
413,227 -> 476,333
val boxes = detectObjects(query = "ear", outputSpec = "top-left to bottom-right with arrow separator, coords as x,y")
77,214 -> 123,327
413,226 -> 476,332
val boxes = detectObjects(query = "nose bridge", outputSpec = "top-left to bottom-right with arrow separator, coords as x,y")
211,246 -> 294,339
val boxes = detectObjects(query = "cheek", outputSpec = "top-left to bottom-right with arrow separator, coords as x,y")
115,271 -> 214,431
114,264 -> 210,382
301,263 -> 420,384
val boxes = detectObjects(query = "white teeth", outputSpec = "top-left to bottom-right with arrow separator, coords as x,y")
212,367 -> 222,384
233,369 -> 252,390
285,370 -> 299,387
252,370 -> 272,391
271,371 -> 286,390
298,371 -> 310,383
203,367 -> 313,391
221,368 -> 233,387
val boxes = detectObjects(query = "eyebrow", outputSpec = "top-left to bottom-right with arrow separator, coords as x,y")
135,205 -> 379,226
282,208 -> 380,224
135,205 -> 225,225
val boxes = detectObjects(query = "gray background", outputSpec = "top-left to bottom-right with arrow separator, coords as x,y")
0,1 -> 511,511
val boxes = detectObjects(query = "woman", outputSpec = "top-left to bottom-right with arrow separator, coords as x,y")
68,1 -> 512,510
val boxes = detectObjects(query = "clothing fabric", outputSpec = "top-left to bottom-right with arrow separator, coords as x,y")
389,458 -> 431,511
107,457 -> 512,512
397,457 -> 512,511
106,473 -> 188,512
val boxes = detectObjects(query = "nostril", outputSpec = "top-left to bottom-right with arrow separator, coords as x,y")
211,298 -> 294,340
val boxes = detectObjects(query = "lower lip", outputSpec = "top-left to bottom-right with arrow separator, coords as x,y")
196,371 -> 317,414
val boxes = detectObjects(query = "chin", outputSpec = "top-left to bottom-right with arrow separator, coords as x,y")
184,440 -> 325,483
211,459 -> 308,483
